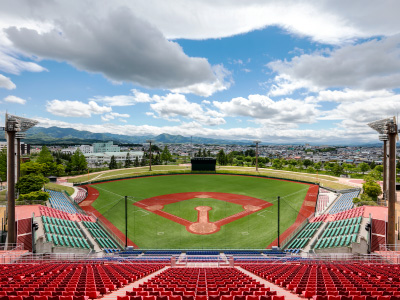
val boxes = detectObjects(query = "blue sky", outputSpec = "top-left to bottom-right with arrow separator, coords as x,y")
1,1 -> 400,144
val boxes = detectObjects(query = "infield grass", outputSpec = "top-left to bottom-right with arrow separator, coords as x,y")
91,174 -> 310,249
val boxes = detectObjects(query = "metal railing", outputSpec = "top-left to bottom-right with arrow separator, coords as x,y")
281,217 -> 309,249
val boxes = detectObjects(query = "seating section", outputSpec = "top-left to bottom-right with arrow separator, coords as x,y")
119,267 -> 285,300
81,221 -> 120,253
333,206 -> 365,221
313,216 -> 362,250
309,214 -> 328,223
0,263 -> 164,299
47,190 -> 79,214
285,222 -> 323,252
316,195 -> 329,213
329,191 -> 360,214
242,263 -> 400,299
42,216 -> 91,250
40,206 -> 72,221
186,251 -> 220,255
74,188 -> 88,204
76,214 -> 96,223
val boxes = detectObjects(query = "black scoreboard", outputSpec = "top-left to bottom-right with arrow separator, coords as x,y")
191,157 -> 216,171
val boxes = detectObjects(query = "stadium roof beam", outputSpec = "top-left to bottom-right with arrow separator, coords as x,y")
5,113 -> 38,246
368,117 -> 398,250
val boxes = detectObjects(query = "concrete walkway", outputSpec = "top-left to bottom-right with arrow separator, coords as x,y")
102,266 -> 169,300
237,266 -> 303,300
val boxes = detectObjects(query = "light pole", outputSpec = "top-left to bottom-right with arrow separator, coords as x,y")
368,117 -> 398,249
4,114 -> 38,246
253,140 -> 261,171
146,140 -> 154,171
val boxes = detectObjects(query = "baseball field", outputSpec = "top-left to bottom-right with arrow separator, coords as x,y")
84,174 -> 315,249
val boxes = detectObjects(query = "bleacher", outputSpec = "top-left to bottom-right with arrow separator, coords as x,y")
0,263 -> 164,299
81,221 -> 121,253
42,215 -> 91,250
46,189 -> 79,214
118,267 -> 284,300
74,187 -> 88,204
328,191 -> 360,214
242,263 -> 400,299
313,216 -> 362,250
284,222 -> 323,252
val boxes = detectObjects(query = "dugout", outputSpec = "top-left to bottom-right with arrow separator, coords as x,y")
191,157 -> 216,172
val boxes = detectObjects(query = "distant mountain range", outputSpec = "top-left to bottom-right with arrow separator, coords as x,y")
2,126 -> 253,145
0,126 -> 386,146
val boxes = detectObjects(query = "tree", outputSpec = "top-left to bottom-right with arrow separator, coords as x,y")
370,161 -> 376,170
272,158 -> 283,170
109,155 -> 118,169
314,162 -> 322,171
359,162 -> 370,175
244,149 -> 256,157
363,181 -> 382,201
161,146 -> 172,164
303,159 -> 313,168
16,173 -> 49,194
37,146 -> 54,164
18,190 -> 50,202
202,149 -> 207,157
216,149 -> 227,166
0,148 -> 7,185
332,163 -> 343,176
125,152 -> 132,168
70,149 -> 87,172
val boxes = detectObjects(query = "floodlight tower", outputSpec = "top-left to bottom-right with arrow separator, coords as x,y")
368,117 -> 398,249
146,139 -> 154,171
15,132 -> 26,181
253,140 -> 261,171
5,113 -> 38,245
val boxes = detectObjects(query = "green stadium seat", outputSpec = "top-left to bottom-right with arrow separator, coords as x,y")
44,223 -> 49,233
339,235 -> 346,247
355,224 -> 360,234
46,233 -> 52,242
328,237 -> 336,248
54,225 -> 60,235
357,216 -> 362,224
344,226 -> 350,235
55,218 -> 61,226
345,234 -> 351,246
59,235 -> 65,246
314,239 -> 322,249
64,236 -> 70,247
69,236 -> 76,247
339,227 -> 345,236
59,226 -> 65,236
334,236 -> 340,247
352,234 -> 357,243
53,234 -> 59,246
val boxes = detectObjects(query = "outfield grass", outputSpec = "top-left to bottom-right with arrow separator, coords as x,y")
91,174 -> 309,249
67,165 -> 352,190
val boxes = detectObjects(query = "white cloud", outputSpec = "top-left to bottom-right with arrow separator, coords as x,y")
4,7 -> 217,94
150,93 -> 226,126
315,89 -> 394,103
213,94 -> 319,124
320,93 -> 400,123
101,112 -> 130,122
93,89 -> 157,106
0,74 -> 16,89
4,95 -> 26,104
46,100 -> 111,117
267,35 -> 400,95
171,65 -> 232,97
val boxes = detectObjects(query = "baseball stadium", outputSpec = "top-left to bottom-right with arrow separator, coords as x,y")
0,116 -> 397,300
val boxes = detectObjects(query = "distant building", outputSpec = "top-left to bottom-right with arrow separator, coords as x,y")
93,141 -> 120,153
61,145 -> 93,155
84,151 -> 144,168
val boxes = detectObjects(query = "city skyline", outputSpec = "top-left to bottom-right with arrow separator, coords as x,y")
0,1 -> 400,144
